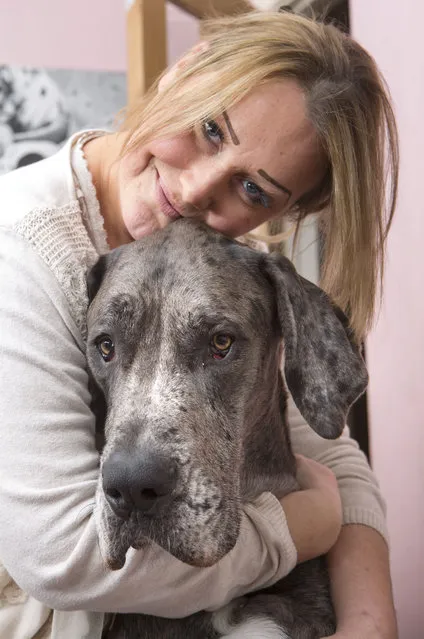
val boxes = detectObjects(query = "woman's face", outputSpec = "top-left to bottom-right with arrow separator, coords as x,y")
117,79 -> 326,240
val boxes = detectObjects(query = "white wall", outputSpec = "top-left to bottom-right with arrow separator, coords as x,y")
350,2 -> 424,636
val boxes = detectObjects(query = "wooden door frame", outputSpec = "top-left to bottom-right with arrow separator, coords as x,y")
126,0 -> 167,106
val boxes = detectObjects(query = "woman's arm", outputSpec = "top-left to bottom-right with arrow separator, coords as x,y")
288,395 -> 388,540
326,525 -> 397,638
287,396 -> 397,638
283,455 -> 342,563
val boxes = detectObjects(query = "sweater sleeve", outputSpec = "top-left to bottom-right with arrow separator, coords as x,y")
287,394 -> 389,543
0,228 -> 297,616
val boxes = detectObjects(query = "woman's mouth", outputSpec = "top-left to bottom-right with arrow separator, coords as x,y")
156,174 -> 182,221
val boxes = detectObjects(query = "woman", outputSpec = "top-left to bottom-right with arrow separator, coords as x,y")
0,10 -> 398,639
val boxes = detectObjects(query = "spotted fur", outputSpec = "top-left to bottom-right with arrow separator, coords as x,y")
87,219 -> 367,638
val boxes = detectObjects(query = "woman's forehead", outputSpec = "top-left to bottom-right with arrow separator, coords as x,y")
224,79 -> 325,200
226,80 -> 314,151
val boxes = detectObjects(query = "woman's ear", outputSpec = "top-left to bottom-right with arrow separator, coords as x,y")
158,41 -> 209,93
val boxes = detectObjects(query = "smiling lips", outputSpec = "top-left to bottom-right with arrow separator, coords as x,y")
156,175 -> 182,221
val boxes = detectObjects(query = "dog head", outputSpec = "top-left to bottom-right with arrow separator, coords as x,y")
86,219 -> 367,570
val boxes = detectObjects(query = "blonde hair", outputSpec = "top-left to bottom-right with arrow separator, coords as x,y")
122,11 -> 399,342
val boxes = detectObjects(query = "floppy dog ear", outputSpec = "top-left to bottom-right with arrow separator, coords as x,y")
87,255 -> 110,304
263,254 -> 368,439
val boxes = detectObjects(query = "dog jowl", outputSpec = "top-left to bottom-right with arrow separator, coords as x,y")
86,219 -> 368,574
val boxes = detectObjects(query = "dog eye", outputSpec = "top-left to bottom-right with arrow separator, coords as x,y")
210,334 -> 233,359
96,335 -> 115,362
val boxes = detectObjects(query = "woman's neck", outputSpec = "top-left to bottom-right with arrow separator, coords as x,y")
83,132 -> 133,249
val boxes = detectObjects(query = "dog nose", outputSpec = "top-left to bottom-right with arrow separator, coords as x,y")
102,449 -> 178,517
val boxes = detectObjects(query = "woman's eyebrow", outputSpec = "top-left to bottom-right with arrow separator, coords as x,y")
258,169 -> 292,199
223,110 -> 240,145
222,111 -> 292,199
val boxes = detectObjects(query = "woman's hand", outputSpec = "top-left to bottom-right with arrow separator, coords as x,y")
280,454 -> 342,563
322,620 -> 397,639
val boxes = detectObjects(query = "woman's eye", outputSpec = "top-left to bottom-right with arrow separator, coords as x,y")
241,178 -> 271,209
96,336 -> 115,362
202,119 -> 224,147
210,333 -> 233,360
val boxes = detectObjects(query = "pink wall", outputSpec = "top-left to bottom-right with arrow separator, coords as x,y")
0,1 -> 198,71
166,3 -> 199,65
350,2 -> 424,636
0,0 -> 127,71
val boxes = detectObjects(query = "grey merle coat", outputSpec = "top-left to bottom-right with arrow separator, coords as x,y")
85,220 -> 368,639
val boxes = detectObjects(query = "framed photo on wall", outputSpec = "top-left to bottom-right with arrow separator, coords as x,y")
0,66 -> 126,175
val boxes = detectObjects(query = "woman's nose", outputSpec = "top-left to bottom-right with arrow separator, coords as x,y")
180,160 -> 228,213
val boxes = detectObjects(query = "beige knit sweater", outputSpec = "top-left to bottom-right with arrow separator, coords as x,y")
0,132 -> 387,639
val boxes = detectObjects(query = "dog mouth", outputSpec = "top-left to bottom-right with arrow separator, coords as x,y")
96,487 -> 241,571
94,415 -> 244,570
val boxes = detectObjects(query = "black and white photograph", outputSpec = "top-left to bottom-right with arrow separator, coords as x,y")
0,65 -> 126,175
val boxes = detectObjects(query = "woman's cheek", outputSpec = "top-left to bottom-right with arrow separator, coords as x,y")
121,146 -> 152,178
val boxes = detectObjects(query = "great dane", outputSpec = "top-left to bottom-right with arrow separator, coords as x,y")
86,219 -> 368,638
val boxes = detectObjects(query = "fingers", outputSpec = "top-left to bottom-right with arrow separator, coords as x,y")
294,454 -> 338,492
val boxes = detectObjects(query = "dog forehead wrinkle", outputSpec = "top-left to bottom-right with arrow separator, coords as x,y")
99,292 -> 139,325
142,255 -> 271,339
169,307 -> 241,333
164,283 -> 270,334
149,236 -> 264,299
